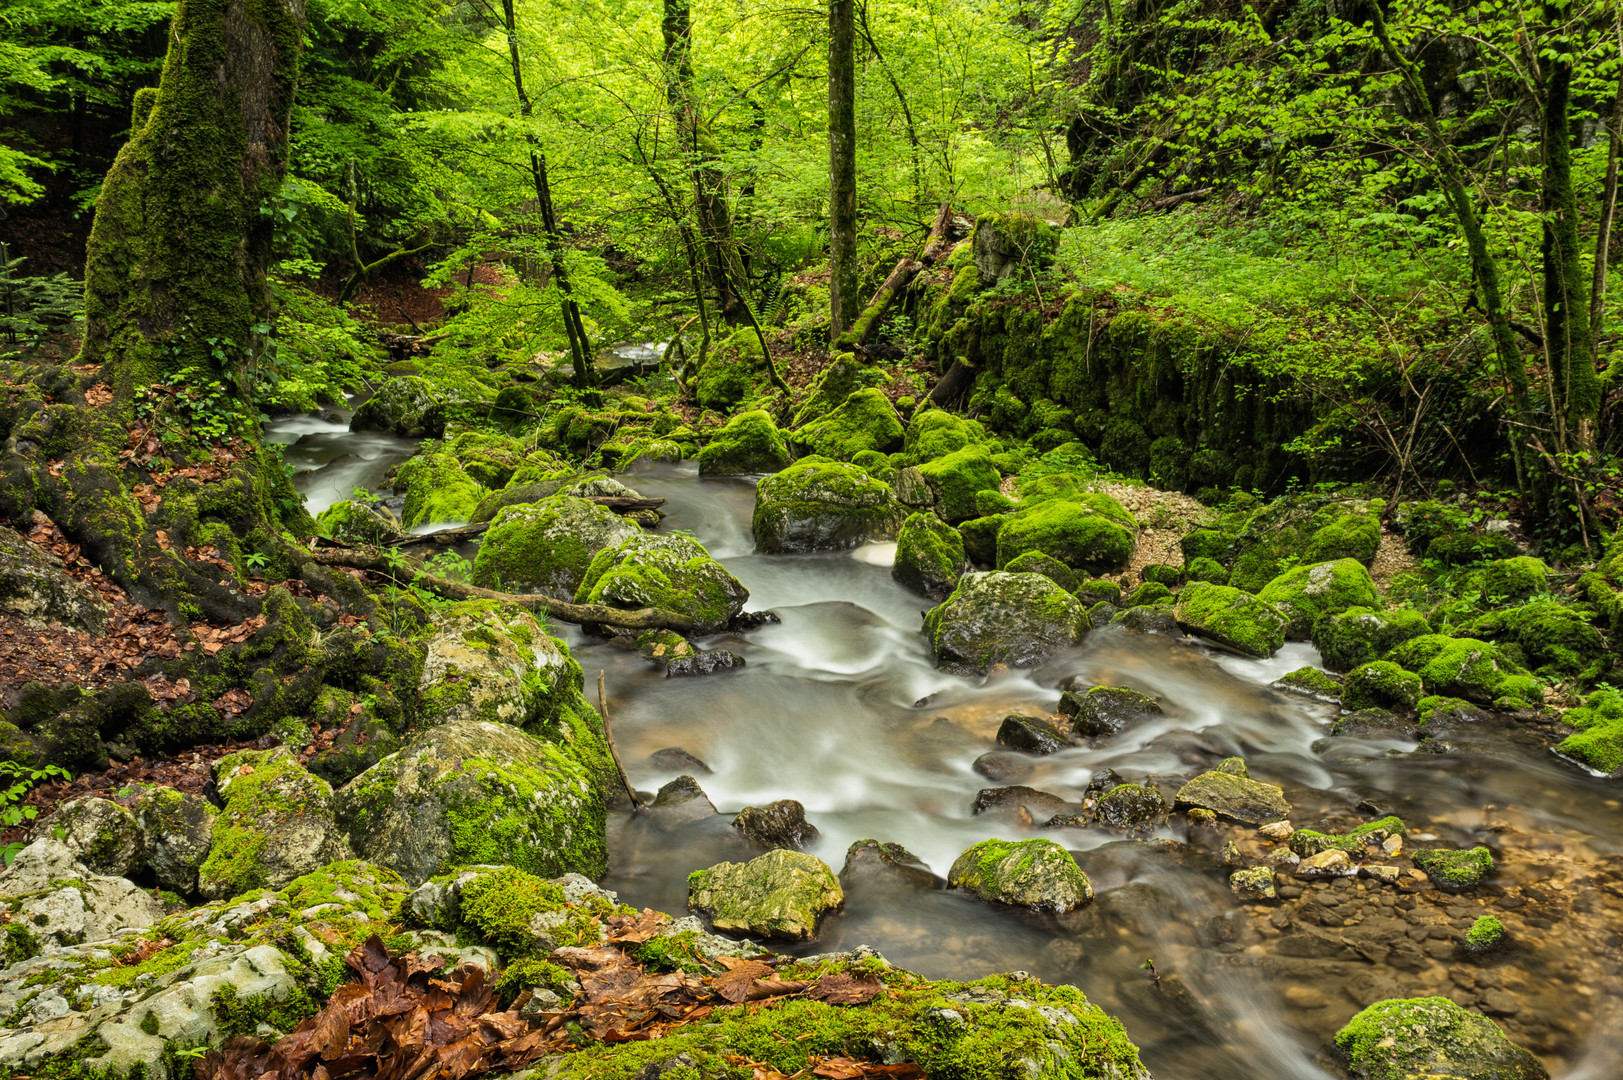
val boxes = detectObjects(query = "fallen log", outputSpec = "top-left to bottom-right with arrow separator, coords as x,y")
925,357 -> 977,409
836,202 -> 971,350
583,496 -> 667,512
309,546 -> 697,633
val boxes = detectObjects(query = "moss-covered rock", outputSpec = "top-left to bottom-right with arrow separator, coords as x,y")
1271,666 -> 1341,702
892,512 -> 966,600
753,458 -> 907,553
922,571 -> 1087,675
1313,606 -> 1432,673
133,786 -> 218,894
1288,816 -> 1405,857
575,534 -> 748,633
1427,532 -> 1520,566
947,838 -> 1091,911
1183,555 -> 1228,584
1480,556 -> 1550,603
314,499 -> 408,546
697,409 -> 792,476
1058,685 -> 1164,738
1002,551 -> 1077,592
1472,602 -> 1611,682
334,718 -> 608,884
971,212 -> 1060,286
1410,846 -> 1495,890
416,601 -> 576,728
793,388 -> 905,461
1257,558 -> 1379,639
198,748 -> 352,900
1385,634 -> 1541,707
693,351 -> 753,412
26,796 -> 142,877
1334,996 -> 1547,1080
1342,661 -> 1424,712
791,355 -> 891,429
1174,767 -> 1291,825
902,408 -> 990,462
1227,503 -> 1380,593
917,445 -> 1002,523
1555,687 -> 1623,775
1093,784 -> 1169,831
1179,528 -> 1233,563
957,515 -> 1004,565
1075,579 -> 1123,605
1123,581 -> 1171,607
1172,582 -> 1288,658
0,526 -> 110,634
351,375 -> 494,438
686,849 -> 843,941
473,495 -> 640,597
995,497 -> 1137,574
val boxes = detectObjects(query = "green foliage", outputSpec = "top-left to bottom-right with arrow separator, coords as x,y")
0,255 -> 79,347
1,760 -> 70,865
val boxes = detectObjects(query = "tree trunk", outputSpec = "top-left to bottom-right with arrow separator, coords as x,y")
835,202 -> 967,349
828,0 -> 859,342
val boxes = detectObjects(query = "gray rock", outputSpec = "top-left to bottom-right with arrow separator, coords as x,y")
688,849 -> 844,941
972,751 -> 1034,783
132,787 -> 218,895
649,747 -> 711,774
996,714 -> 1072,754
0,526 -> 108,633
971,785 -> 1074,820
1229,867 -> 1277,901
733,800 -> 819,850
652,776 -> 718,825
666,649 -> 746,677
1059,685 -> 1164,738
1094,783 -> 1169,830
0,840 -> 164,947
26,796 -> 143,877
199,748 -> 352,900
417,601 -> 574,728
948,838 -> 1092,912
840,840 -> 936,887
1174,768 -> 1292,825
922,571 -> 1087,675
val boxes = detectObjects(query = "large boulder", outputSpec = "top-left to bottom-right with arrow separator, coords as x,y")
0,840 -> 164,947
394,448 -> 485,529
892,512 -> 966,600
1334,997 -> 1547,1080
314,499 -> 409,546
995,497 -> 1137,574
697,409 -> 792,476
334,718 -> 607,884
752,458 -> 907,553
350,374 -> 493,437
472,495 -> 640,597
916,445 -> 1001,523
25,796 -> 142,877
1386,634 -> 1542,706
687,849 -> 844,941
922,571 -> 1086,675
1173,582 -> 1289,658
793,387 -> 905,460
132,786 -> 219,895
574,534 -> 748,633
1173,761 -> 1291,825
199,748 -> 352,900
1257,558 -> 1379,639
0,526 -> 108,633
416,600 -> 577,729
1313,605 -> 1432,672
947,838 -> 1092,912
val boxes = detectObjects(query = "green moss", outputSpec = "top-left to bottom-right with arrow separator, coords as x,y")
1179,528 -> 1233,563
995,498 -> 1136,573
1427,533 -> 1520,566
1273,666 -> 1341,701
1334,996 -> 1544,1080
1288,816 -> 1405,857
1257,558 -> 1380,639
892,512 -> 966,599
1385,634 -> 1539,706
91,938 -> 205,989
698,409 -> 792,475
1313,606 -> 1432,672
1075,578 -> 1123,605
493,956 -> 573,1005
917,446 -> 1002,523
473,496 -> 636,596
1342,661 -> 1423,711
793,388 -> 905,461
197,748 -> 325,900
1410,846 -> 1495,890
1480,556 -> 1550,603
1123,581 -> 1171,607
3,921 -> 41,965
395,448 -> 486,529
1172,582 -> 1288,658
459,866 -> 570,957
1003,551 -> 1077,592
956,515 -> 1004,565
574,534 -> 746,633
212,982 -> 317,1038
1464,915 -> 1505,952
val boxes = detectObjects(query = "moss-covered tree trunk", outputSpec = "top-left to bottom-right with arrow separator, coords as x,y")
828,0 -> 858,342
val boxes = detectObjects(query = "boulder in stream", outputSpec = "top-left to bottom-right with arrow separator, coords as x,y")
732,799 -> 820,850
1411,846 -> 1495,890
922,570 -> 1087,675
652,775 -> 718,825
948,838 -> 1093,912
840,839 -> 936,887
575,533 -> 748,633
416,600 -> 576,729
1173,765 -> 1291,825
472,495 -> 640,598
1058,685 -> 1164,738
752,458 -> 907,553
687,849 -> 844,941
891,511 -> 966,600
1334,997 -> 1548,1080
1093,783 -> 1169,830
1172,582 -> 1288,658
996,714 -> 1073,754
698,409 -> 792,476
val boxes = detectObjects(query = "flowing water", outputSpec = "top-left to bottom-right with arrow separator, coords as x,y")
303,424 -> 1623,1079
265,407 -> 419,518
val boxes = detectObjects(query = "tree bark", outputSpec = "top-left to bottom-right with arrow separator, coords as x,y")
835,202 -> 966,348
828,0 -> 859,342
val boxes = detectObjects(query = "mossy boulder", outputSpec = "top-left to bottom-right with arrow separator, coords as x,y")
1227,504 -> 1380,593
1179,528 -> 1233,563
902,408 -> 990,462
1257,558 -> 1379,639
686,849 -> 843,941
1174,767 -> 1291,825
693,351 -> 753,411
1481,556 -> 1550,603
473,495 -> 640,597
793,388 -> 905,461
1058,685 -> 1164,738
917,445 -> 1002,523
314,499 -> 408,546
1184,555 -> 1228,584
1123,581 -> 1171,607
1385,634 -> 1541,707
922,571 -> 1087,675
575,534 -> 748,633
892,512 -> 966,600
0,526 -> 110,633
26,796 -> 142,877
1173,582 -> 1289,658
198,748 -> 352,900
416,601 -> 576,728
1313,606 -> 1432,673
1093,784 -> 1169,830
1334,997 -> 1547,1080
791,354 -> 891,428
1003,551 -> 1077,592
132,786 -> 218,894
957,515 -> 1005,565
1472,602 -> 1611,681
1555,688 -> 1623,775
351,375 -> 493,437
971,212 -> 1060,286
995,497 -> 1137,574
947,838 -> 1091,912
1289,816 -> 1406,857
697,409 -> 791,476
1272,666 -> 1341,702
752,458 -> 907,553
1427,532 -> 1520,566
1343,661 -> 1424,712
334,718 -> 608,885
1410,847 -> 1495,890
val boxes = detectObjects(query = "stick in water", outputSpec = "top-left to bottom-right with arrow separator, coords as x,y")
598,669 -> 645,813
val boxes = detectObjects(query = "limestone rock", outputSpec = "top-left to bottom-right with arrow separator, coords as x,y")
947,838 -> 1092,912
1334,997 -> 1548,1080
892,512 -> 966,600
1229,867 -> 1276,901
1094,784 -> 1169,830
1174,768 -> 1291,825
0,526 -> 108,633
0,840 -> 164,946
26,796 -> 142,877
416,601 -> 574,728
697,410 -> 792,476
199,748 -> 352,900
132,787 -> 220,895
922,571 -> 1086,675
574,534 -> 748,633
687,849 -> 844,941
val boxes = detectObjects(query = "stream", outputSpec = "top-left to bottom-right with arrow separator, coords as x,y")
266,416 -> 1623,1080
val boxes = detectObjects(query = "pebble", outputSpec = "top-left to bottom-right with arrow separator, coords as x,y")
1258,820 -> 1294,841
1296,850 -> 1356,878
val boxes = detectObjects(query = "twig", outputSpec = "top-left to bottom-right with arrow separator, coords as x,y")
598,670 -> 645,813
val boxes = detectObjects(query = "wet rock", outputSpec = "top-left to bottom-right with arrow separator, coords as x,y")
0,526 -> 109,634
26,796 -> 142,877
840,839 -> 936,887
1343,660 -> 1424,712
334,719 -> 606,884
732,800 -> 819,850
575,533 -> 749,633
1333,996 -> 1548,1080
0,840 -> 164,947
1271,666 -> 1342,703
1289,816 -> 1406,857
1174,767 -> 1291,825
1058,685 -> 1164,738
972,752 -> 1034,783
199,747 -> 352,900
1258,820 -> 1295,841
1296,849 -> 1356,877
687,849 -> 844,941
666,649 -> 746,677
1094,784 -> 1169,831
1412,847 -> 1495,891
649,747 -> 711,775
947,838 -> 1092,912
697,410 -> 791,476
996,714 -> 1072,754
416,601 -> 574,728
1332,708 -> 1417,739
1110,605 -> 1179,635
473,496 -> 640,598
652,776 -> 718,825
314,499 -> 409,547
351,374 -> 491,437
892,512 -> 966,600
752,458 -> 906,553
1173,582 -> 1288,658
1257,558 -> 1379,639
922,571 -> 1086,676
1084,768 -> 1126,797
971,785 -> 1073,820
1229,867 -> 1277,901
132,786 -> 219,894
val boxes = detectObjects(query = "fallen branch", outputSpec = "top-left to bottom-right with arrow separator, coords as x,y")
309,546 -> 696,632
599,670 -> 646,813
835,203 -> 969,350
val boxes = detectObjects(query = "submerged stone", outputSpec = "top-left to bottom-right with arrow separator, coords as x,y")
1174,768 -> 1291,825
841,839 -> 936,887
1228,866 -> 1276,901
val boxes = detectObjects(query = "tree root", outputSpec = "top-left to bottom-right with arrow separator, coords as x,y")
309,546 -> 697,633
